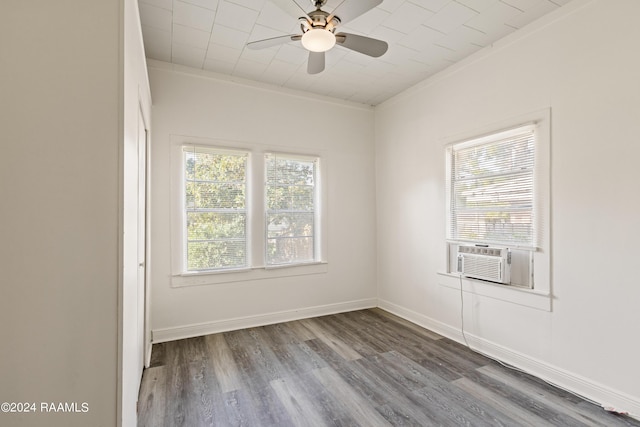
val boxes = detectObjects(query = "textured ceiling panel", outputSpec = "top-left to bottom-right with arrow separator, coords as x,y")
139,0 -> 569,105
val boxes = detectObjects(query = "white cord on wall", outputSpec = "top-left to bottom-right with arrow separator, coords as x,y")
456,273 -> 622,416
459,273 -> 470,348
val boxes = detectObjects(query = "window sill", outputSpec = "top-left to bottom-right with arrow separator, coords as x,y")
437,271 -> 551,312
171,262 -> 329,288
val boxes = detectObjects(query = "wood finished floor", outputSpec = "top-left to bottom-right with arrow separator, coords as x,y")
139,309 -> 639,427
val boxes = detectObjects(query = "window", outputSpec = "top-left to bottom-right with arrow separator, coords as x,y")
183,146 -> 247,271
173,139 -> 325,281
441,111 -> 551,306
265,153 -> 317,266
446,125 -> 536,248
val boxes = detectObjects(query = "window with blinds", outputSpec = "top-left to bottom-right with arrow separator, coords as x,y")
265,153 -> 317,266
447,125 -> 536,248
183,146 -> 247,271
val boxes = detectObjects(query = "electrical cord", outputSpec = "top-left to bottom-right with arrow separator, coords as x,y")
459,273 -> 470,348
456,273 -> 620,414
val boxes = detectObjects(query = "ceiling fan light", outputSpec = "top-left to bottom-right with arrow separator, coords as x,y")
301,28 -> 336,52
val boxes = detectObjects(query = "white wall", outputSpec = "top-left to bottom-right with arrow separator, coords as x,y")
375,0 -> 640,416
1,1 -> 151,425
0,1 -> 121,426
148,64 -> 377,339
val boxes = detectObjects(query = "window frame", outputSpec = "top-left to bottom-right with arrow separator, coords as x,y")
169,135 -> 328,287
440,109 -> 551,309
445,124 -> 538,250
182,145 -> 250,272
264,152 -> 320,267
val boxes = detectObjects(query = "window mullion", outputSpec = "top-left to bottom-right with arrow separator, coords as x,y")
249,152 -> 265,268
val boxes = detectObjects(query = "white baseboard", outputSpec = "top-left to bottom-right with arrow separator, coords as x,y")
152,298 -> 377,344
378,298 -> 640,421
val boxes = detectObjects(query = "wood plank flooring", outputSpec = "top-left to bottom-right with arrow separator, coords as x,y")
139,309 -> 639,426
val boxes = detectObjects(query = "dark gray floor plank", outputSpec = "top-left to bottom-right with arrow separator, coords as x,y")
261,322 -> 330,377
575,401 -> 640,427
478,365 -> 619,427
260,322 -> 304,346
138,366 -> 166,427
163,360 -> 213,426
222,327 -> 288,389
463,365 -> 594,426
341,310 -> 483,380
452,376 -> 556,426
299,317 -> 363,361
480,360 -> 584,404
203,333 -> 243,393
284,318 -> 318,341
323,314 -> 400,356
139,309 -> 640,427
338,355 -> 451,426
271,341 -> 329,377
311,366 -> 391,426
378,351 -> 520,427
360,308 -> 444,341
244,327 -> 290,381
217,389 -> 252,427
148,341 -> 166,367
217,385 -> 295,427
430,335 -> 500,367
270,372 -> 347,427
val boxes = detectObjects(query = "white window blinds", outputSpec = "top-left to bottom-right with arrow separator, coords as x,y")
447,125 -> 536,248
265,153 -> 317,266
183,146 -> 247,271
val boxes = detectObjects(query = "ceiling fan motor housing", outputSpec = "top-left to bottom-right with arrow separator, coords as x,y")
300,9 -> 340,33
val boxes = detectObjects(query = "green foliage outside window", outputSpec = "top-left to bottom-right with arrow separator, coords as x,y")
184,149 -> 247,270
266,155 -> 316,265
182,148 -> 319,271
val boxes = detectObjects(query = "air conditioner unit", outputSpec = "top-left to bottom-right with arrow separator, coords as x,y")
457,245 -> 511,284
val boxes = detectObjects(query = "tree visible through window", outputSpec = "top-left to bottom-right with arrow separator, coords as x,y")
447,125 -> 536,247
184,147 -> 247,271
266,154 -> 317,265
180,146 -> 321,273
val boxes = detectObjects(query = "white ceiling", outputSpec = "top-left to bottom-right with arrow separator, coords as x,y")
139,0 -> 571,105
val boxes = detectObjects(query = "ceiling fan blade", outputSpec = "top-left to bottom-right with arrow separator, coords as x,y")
328,0 -> 382,25
247,34 -> 301,50
307,51 -> 325,74
270,0 -> 310,19
335,33 -> 388,57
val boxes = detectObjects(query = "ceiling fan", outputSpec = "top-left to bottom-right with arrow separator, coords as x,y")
247,0 -> 388,74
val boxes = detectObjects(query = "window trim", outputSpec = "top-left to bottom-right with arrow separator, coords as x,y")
440,109 -> 551,307
265,152 -> 320,267
169,135 -> 328,287
182,145 -> 250,272
445,123 -> 538,250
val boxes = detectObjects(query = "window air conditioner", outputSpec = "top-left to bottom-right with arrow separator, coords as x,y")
457,245 -> 511,284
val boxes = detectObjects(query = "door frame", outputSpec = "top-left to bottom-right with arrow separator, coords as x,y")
138,103 -> 152,369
